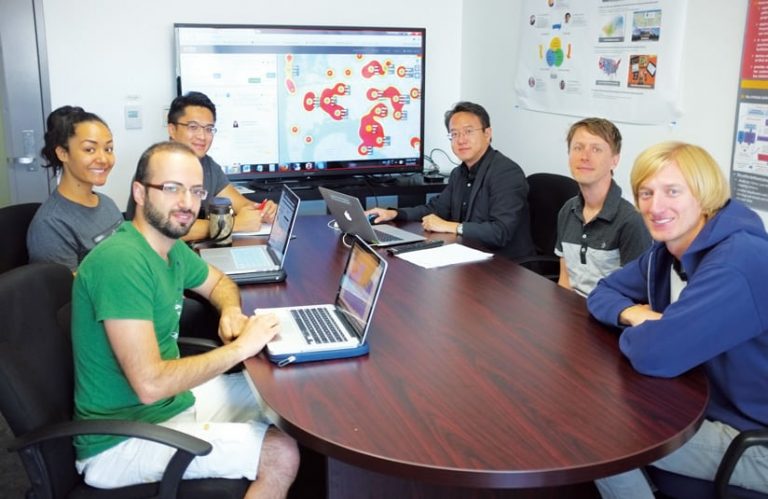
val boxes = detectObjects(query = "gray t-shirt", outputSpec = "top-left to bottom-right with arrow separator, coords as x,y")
555,180 -> 651,297
27,190 -> 123,271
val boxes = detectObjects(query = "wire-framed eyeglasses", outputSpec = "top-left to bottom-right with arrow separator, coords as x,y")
143,182 -> 208,200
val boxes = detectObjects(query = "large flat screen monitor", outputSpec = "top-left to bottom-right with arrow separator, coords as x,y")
174,23 -> 426,183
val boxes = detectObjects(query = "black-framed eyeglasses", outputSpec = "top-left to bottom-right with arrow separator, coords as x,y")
143,182 -> 208,200
174,121 -> 217,135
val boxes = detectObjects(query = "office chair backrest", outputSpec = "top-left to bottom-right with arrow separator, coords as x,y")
0,202 -> 41,274
0,263 -> 79,498
526,173 -> 579,256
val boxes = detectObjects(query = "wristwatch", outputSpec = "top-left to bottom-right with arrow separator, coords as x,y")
456,223 -> 464,236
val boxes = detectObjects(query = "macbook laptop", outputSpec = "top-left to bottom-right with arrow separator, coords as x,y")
199,186 -> 300,284
319,186 -> 425,247
261,235 -> 387,365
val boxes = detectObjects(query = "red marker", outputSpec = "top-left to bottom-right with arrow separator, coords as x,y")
257,200 -> 267,211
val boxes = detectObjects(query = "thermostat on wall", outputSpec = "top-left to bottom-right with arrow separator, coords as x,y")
124,105 -> 143,130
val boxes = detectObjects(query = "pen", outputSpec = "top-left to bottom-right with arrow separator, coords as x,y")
257,199 -> 267,211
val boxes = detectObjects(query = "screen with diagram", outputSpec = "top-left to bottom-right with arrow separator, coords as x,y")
175,24 -> 426,182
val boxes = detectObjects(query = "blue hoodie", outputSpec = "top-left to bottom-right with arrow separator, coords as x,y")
587,200 -> 768,431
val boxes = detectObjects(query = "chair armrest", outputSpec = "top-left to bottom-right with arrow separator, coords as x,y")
9,419 -> 212,499
8,419 -> 211,455
715,428 -> 768,499
177,337 -> 244,374
178,336 -> 221,355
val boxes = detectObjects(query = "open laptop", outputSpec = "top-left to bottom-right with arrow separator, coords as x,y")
261,235 -> 387,365
199,186 -> 300,284
319,186 -> 425,247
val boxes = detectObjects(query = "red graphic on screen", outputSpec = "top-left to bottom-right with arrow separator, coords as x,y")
362,60 -> 385,78
358,103 -> 389,155
292,55 -> 422,157
366,86 -> 406,120
302,83 -> 349,121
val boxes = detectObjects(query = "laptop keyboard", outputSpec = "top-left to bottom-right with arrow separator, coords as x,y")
232,248 -> 278,271
291,308 -> 346,344
373,229 -> 401,243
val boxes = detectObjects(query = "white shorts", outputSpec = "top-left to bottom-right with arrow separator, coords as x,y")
77,372 -> 271,489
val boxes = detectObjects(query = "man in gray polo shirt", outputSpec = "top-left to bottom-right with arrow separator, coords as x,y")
555,118 -> 651,297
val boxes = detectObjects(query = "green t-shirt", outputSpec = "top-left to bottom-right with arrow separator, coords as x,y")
72,222 -> 209,460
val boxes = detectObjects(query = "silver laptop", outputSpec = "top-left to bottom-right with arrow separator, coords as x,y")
262,235 -> 387,365
319,186 -> 425,247
199,186 -> 300,284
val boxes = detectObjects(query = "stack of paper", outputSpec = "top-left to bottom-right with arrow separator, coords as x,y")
396,243 -> 493,269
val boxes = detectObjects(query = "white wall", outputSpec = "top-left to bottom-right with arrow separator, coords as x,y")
41,0 -> 463,208
40,0 -> 750,208
460,0 -> 748,201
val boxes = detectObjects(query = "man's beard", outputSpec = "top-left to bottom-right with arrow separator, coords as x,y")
143,199 -> 196,239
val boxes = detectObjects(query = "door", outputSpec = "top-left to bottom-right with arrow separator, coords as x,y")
0,0 -> 51,206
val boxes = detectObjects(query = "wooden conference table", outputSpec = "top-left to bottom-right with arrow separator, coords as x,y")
240,215 -> 708,497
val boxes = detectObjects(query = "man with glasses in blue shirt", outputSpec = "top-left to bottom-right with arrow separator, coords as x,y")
73,141 -> 299,493
367,101 -> 534,258
126,91 -> 276,241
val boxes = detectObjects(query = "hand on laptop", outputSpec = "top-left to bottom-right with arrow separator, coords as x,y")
233,312 -> 282,357
218,305 -> 248,344
366,207 -> 397,224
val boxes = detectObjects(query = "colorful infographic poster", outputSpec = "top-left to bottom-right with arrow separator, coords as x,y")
515,0 -> 686,124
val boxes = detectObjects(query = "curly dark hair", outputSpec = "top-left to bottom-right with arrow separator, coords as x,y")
41,106 -> 109,173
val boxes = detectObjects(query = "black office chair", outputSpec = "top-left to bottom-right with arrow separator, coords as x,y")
0,263 -> 249,498
515,173 -> 578,281
646,430 -> 768,499
0,202 -> 41,274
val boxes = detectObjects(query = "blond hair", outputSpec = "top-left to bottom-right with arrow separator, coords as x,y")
630,142 -> 730,218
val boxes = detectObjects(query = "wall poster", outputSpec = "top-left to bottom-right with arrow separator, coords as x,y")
731,0 -> 768,222
515,0 -> 687,125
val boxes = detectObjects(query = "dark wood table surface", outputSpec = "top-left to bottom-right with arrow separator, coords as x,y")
241,215 -> 708,490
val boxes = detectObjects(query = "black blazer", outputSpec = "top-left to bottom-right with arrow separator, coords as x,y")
399,147 -> 534,259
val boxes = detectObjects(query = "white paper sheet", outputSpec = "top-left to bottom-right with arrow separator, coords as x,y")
396,243 -> 493,269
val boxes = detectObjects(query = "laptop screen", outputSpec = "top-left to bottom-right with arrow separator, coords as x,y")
335,238 -> 387,339
267,186 -> 300,263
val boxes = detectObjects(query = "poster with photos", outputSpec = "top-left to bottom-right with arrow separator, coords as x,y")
515,0 -> 687,124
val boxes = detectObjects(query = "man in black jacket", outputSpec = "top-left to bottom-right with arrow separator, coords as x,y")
368,101 -> 534,258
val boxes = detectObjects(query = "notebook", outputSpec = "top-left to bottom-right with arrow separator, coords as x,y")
199,186 -> 300,284
319,186 -> 425,247
261,235 -> 388,365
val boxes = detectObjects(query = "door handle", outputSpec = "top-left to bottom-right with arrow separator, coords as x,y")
12,129 -> 38,169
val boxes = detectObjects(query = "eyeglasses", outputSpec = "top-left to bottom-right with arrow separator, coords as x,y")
174,121 -> 217,135
143,182 -> 208,200
447,127 -> 484,141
